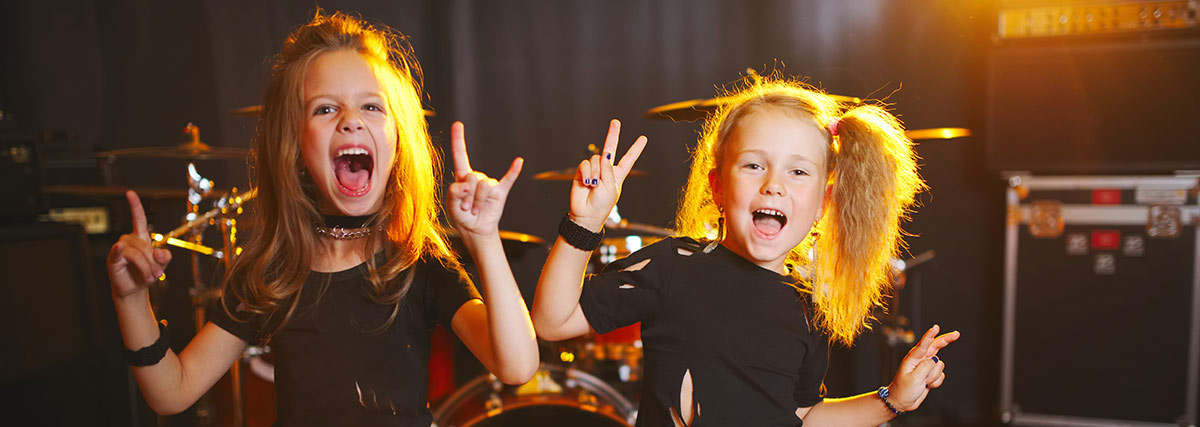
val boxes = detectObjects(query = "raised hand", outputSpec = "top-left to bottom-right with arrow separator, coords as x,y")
886,324 -> 960,412
107,191 -> 172,301
569,119 -> 648,231
446,121 -> 523,239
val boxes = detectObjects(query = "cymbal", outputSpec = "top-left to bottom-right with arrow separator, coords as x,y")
99,123 -> 248,160
533,167 -> 647,181
42,185 -> 206,199
644,93 -> 863,121
97,142 -> 249,160
904,127 -> 971,140
499,230 -> 546,245
230,105 -> 436,117
607,219 -> 673,237
446,229 -> 546,245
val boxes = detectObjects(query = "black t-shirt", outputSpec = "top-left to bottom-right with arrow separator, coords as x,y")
210,255 -> 480,427
580,237 -> 828,427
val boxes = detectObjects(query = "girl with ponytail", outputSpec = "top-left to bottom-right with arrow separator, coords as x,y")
534,77 -> 959,426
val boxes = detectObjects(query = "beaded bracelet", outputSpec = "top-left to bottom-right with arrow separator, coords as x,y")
877,386 -> 906,415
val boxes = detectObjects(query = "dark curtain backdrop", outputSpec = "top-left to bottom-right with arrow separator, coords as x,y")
1,1 -> 1000,425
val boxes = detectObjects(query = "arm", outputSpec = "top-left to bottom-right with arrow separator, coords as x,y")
797,325 -> 959,426
531,119 -> 646,341
108,191 -> 247,414
444,121 -> 539,385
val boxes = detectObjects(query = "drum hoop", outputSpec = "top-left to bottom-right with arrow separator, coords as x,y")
432,364 -> 636,425
456,397 -> 630,427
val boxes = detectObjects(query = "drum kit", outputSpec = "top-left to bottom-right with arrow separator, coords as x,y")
85,79 -> 967,426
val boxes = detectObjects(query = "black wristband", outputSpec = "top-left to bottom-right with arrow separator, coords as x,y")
123,319 -> 170,367
558,214 -> 604,251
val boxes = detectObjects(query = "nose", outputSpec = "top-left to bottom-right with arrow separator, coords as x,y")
761,172 -> 785,196
338,110 -> 365,133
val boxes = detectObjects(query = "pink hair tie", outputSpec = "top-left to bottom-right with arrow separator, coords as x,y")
828,119 -> 840,136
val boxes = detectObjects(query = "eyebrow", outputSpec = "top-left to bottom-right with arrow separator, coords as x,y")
304,91 -> 385,105
734,149 -> 819,163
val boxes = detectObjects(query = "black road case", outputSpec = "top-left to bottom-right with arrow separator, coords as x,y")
1000,173 -> 1200,426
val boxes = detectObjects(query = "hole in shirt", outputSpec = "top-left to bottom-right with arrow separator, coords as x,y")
621,259 -> 652,272
677,248 -> 695,256
669,369 -> 699,426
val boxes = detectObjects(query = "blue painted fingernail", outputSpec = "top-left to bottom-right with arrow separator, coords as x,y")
932,356 -> 940,364
606,152 -> 612,160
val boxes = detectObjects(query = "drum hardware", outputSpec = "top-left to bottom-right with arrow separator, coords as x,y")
515,369 -> 563,396
103,123 -> 256,427
243,346 -> 275,383
150,187 -> 256,259
879,250 -> 935,388
433,364 -> 637,427
533,143 -> 646,181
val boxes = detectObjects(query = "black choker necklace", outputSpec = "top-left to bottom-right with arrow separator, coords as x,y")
316,215 -> 377,240
323,215 -> 372,228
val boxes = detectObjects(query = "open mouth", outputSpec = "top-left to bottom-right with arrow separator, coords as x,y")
751,208 -> 787,236
332,146 -> 373,196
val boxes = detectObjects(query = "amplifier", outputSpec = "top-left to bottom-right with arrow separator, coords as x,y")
0,131 -> 45,217
986,29 -> 1200,174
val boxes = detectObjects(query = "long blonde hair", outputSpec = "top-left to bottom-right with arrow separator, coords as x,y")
675,78 -> 925,346
223,11 -> 459,338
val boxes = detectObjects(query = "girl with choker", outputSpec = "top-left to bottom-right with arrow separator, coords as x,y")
105,12 -> 538,426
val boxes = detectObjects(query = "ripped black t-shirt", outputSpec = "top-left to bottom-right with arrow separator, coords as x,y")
580,237 -> 828,427
210,256 -> 479,427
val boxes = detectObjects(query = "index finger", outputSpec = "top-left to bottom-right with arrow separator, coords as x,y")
125,191 -> 150,240
915,324 -> 941,352
451,121 -> 473,179
600,119 -> 621,161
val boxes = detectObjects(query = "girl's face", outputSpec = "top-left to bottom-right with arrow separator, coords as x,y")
709,108 -> 829,274
301,49 -> 398,216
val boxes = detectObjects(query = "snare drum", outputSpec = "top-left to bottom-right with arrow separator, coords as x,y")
433,364 -> 636,427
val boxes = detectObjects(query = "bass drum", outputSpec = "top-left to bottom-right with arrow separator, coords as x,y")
433,364 -> 636,427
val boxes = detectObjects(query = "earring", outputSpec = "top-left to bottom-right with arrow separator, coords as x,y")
704,216 -> 724,253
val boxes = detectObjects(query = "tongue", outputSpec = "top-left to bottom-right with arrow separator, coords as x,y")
334,158 -> 370,192
753,215 -> 783,235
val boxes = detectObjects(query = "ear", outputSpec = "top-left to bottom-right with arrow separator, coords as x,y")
816,181 -> 833,223
708,169 -> 724,209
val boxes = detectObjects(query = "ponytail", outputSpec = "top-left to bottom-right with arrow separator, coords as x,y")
811,105 -> 925,346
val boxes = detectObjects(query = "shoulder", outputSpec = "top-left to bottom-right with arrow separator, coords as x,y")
637,236 -> 706,257
410,254 -> 470,285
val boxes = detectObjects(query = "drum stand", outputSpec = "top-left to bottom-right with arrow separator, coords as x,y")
150,163 -> 255,427
877,250 -> 934,427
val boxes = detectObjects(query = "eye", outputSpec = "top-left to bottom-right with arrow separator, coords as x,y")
742,163 -> 763,171
312,105 -> 335,115
363,103 -> 384,112
791,169 -> 810,176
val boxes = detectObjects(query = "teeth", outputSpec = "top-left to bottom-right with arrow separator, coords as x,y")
754,208 -> 785,217
336,147 -> 369,157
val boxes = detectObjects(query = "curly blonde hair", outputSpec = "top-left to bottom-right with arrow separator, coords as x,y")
223,11 -> 459,338
675,77 -> 925,346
